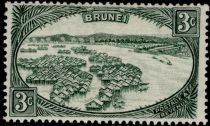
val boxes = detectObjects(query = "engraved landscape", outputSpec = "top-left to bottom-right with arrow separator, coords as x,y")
17,33 -> 192,112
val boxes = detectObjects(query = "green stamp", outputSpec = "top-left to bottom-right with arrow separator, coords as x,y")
4,2 -> 208,124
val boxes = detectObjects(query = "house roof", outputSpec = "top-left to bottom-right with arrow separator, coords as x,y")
125,79 -> 132,83
55,82 -> 63,86
81,85 -> 88,90
107,85 -> 114,90
101,75 -> 110,80
50,92 -> 57,97
66,86 -> 74,93
93,99 -> 103,105
114,83 -> 122,88
133,77 -> 140,82
79,88 -> 86,93
103,92 -> 113,97
33,77 -> 39,80
86,99 -> 103,106
59,92 -> 67,97
122,82 -> 129,86
100,97 -> 111,102
27,76 -> 33,79
53,96 -> 63,103
83,81 -> 90,86
62,90 -> 69,95
53,89 -> 59,95
110,81 -> 117,85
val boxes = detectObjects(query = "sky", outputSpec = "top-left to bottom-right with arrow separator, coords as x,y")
30,14 -> 171,37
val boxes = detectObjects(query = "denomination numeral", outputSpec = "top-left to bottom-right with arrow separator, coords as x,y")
15,92 -> 33,112
178,12 -> 196,33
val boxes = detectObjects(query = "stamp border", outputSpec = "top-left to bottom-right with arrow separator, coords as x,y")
3,2 -> 209,124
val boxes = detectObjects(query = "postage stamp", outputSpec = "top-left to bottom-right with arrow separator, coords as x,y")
4,2 -> 208,124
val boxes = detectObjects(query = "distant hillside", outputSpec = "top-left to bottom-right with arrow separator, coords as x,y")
27,33 -> 184,44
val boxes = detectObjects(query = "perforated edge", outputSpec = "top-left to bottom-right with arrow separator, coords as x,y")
3,1 -> 209,125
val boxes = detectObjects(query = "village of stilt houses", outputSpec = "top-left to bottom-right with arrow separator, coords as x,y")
18,46 -> 149,111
